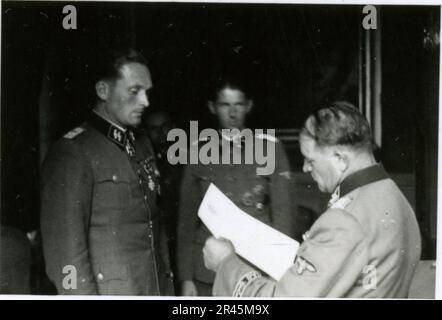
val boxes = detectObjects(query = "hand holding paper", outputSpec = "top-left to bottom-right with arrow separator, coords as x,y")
203,237 -> 235,272
198,183 -> 299,281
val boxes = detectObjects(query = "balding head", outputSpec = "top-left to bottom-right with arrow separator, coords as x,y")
299,102 -> 376,193
301,101 -> 373,153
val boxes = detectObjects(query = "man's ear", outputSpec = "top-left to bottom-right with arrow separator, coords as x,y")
95,80 -> 110,101
246,99 -> 254,113
208,101 -> 216,115
334,149 -> 350,173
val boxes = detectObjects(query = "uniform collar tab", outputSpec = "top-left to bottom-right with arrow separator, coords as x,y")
89,111 -> 134,150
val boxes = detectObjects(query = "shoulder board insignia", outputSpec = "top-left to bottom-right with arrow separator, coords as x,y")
278,171 -> 292,180
255,133 -> 278,143
63,127 -> 85,139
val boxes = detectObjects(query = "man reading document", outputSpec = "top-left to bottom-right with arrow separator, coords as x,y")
203,102 -> 421,298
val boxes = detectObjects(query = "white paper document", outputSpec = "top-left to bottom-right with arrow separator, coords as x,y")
198,183 -> 299,281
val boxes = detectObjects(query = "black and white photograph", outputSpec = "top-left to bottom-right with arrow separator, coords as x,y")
0,0 -> 440,301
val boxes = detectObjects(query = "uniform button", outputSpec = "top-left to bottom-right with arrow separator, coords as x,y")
97,273 -> 104,281
144,195 -> 148,200
112,175 -> 118,183
256,203 -> 264,210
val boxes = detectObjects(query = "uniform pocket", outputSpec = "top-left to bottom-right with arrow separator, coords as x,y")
96,264 -> 129,281
93,168 -> 132,212
95,264 -> 130,295
238,175 -> 270,211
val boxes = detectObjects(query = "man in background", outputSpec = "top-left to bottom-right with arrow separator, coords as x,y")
177,75 -> 297,296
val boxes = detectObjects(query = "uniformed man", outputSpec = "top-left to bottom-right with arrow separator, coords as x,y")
176,76 -> 296,296
40,49 -> 172,295
203,101 -> 422,298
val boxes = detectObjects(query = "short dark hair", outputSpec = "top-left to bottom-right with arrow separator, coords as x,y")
92,48 -> 149,84
86,48 -> 149,107
301,101 -> 373,151
208,74 -> 252,102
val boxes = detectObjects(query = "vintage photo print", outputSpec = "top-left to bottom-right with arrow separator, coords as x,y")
0,0 -> 440,301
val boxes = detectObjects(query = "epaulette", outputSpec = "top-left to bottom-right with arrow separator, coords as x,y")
63,126 -> 86,139
255,133 -> 278,143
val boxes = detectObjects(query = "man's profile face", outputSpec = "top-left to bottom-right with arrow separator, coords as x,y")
209,87 -> 252,130
299,134 -> 340,193
103,62 -> 152,128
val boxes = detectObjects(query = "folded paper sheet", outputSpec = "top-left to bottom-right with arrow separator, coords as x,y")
198,183 -> 299,281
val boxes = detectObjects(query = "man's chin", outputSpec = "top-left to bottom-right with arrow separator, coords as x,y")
221,121 -> 241,130
129,118 -> 142,128
317,184 -> 326,193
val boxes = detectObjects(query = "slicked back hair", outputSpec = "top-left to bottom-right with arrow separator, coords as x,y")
87,48 -> 150,107
301,101 -> 373,152
93,48 -> 150,84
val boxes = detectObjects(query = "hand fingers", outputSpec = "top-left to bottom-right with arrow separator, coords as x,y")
205,236 -> 217,247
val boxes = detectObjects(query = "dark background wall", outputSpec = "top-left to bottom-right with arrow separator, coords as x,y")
1,2 -> 439,257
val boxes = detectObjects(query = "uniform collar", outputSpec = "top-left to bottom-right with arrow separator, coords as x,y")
92,110 -> 127,132
337,163 -> 389,198
89,111 -> 133,149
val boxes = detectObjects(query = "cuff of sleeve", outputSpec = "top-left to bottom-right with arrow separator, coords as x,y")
213,253 -> 257,297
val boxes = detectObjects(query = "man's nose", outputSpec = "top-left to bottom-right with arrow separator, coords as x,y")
229,107 -> 237,118
139,91 -> 149,108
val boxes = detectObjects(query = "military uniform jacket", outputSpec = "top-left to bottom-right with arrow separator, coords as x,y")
213,164 -> 422,298
41,112 -> 169,295
176,133 -> 296,284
